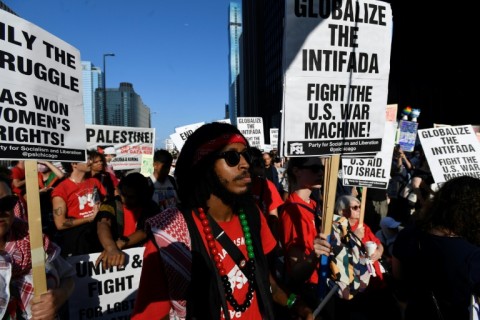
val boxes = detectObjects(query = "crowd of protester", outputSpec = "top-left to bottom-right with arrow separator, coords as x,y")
0,123 -> 478,320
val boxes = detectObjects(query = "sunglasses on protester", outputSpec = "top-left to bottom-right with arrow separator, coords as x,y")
299,164 -> 323,172
0,195 -> 18,213
350,205 -> 361,211
217,150 -> 252,167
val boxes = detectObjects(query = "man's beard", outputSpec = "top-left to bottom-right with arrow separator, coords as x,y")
211,171 -> 254,213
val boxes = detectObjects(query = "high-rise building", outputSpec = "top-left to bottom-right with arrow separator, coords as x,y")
228,1 -> 243,125
241,0 -> 284,144
81,61 -> 102,124
95,82 -> 151,128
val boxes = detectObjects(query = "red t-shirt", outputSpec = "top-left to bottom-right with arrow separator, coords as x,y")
279,192 -> 319,284
251,178 -> 284,215
131,239 -> 171,319
122,207 -> 140,236
51,178 -> 106,219
10,166 -> 25,196
132,209 -> 277,320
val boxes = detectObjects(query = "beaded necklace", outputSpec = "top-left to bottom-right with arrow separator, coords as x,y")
197,207 -> 256,313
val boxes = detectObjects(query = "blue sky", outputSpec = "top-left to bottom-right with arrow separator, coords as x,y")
6,0 -> 231,148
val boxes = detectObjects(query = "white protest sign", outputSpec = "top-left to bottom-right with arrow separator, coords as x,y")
342,120 -> 397,188
175,122 -> 204,134
86,124 -> 155,170
236,117 -> 265,149
418,125 -> 480,184
282,0 -> 392,157
270,128 -> 279,150
0,10 -> 86,161
67,247 -> 145,320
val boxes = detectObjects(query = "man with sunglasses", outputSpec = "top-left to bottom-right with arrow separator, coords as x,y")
133,122 -> 331,320
0,178 -> 75,319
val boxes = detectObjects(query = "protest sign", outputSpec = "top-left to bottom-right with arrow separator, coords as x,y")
0,10 -> 86,161
342,120 -> 397,188
170,120 -> 228,151
281,0 -> 392,157
398,119 -> 418,152
270,128 -> 279,150
236,117 -> 265,150
86,124 -> 155,171
67,247 -> 145,320
418,125 -> 480,184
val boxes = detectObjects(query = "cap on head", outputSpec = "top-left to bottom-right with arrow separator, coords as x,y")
380,217 -> 401,229
104,147 -> 116,155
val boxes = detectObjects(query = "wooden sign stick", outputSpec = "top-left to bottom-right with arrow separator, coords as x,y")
358,187 -> 368,228
24,160 -> 47,296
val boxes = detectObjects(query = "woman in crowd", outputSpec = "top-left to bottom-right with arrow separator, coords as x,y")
89,149 -> 117,201
392,176 -> 480,320
335,195 -> 401,320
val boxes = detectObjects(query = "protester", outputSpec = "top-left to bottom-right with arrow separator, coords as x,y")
364,187 -> 389,233
10,160 -> 26,198
95,172 -> 159,269
335,195 -> 401,320
388,144 -> 414,224
103,146 -> 117,176
375,216 -> 402,258
89,149 -> 117,201
132,122 -> 330,319
263,151 -> 283,195
0,178 -> 75,320
278,156 -> 334,317
36,161 -> 65,238
249,147 -> 284,239
392,176 -> 480,320
148,149 -> 178,211
51,159 -> 106,257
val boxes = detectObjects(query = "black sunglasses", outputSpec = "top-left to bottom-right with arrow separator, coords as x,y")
217,150 -> 252,167
299,164 -> 323,172
0,195 -> 18,212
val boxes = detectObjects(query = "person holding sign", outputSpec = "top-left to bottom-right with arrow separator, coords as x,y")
51,159 -> 106,257
278,157 -> 334,315
335,195 -> 402,320
133,122 -> 330,320
95,172 -> 159,270
0,178 -> 75,320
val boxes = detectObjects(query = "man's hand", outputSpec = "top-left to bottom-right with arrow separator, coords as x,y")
313,233 -> 331,258
30,290 -> 58,320
95,246 -> 126,270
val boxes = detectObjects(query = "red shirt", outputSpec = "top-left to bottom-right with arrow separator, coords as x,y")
132,209 -> 277,320
10,166 -> 25,196
251,177 -> 284,215
122,207 -> 140,236
279,192 -> 319,284
51,178 -> 106,219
